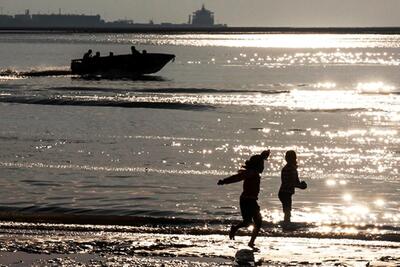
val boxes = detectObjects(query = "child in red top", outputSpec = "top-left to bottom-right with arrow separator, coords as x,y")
218,150 -> 270,248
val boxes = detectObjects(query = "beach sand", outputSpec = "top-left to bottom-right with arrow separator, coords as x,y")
0,216 -> 399,266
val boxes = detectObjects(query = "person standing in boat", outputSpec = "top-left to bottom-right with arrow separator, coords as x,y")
278,150 -> 307,225
217,150 -> 270,249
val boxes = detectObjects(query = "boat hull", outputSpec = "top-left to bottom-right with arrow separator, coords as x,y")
71,53 -> 175,76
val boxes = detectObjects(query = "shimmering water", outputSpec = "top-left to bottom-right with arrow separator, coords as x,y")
0,33 -> 399,235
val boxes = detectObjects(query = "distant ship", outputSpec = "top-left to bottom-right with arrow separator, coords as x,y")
0,5 -> 227,29
189,4 -> 219,27
0,9 -> 103,28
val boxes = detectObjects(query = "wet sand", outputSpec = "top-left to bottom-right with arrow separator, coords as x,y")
0,218 -> 399,266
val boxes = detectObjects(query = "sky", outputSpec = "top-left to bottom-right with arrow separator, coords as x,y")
1,0 -> 400,27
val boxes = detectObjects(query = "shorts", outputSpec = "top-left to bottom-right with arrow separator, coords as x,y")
240,197 -> 261,227
278,191 -> 293,213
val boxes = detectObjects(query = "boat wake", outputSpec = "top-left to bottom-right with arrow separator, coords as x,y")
0,95 -> 213,110
0,68 -> 167,80
0,68 -> 72,78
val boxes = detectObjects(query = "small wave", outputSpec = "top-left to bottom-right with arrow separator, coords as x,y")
73,75 -> 167,81
0,69 -> 21,77
20,179 -> 62,187
47,87 -> 290,95
0,162 -> 231,176
48,86 -> 133,93
358,91 -> 400,96
135,88 -> 290,94
287,128 -> 307,132
295,108 -> 369,113
0,96 -> 213,110
0,212 -> 399,242
117,135 -> 239,142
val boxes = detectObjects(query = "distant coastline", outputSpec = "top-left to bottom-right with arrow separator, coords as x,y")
1,27 -> 400,34
2,6 -> 400,34
0,5 -> 227,32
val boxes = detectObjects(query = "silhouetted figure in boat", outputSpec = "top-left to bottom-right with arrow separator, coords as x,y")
217,150 -> 270,249
106,52 -> 115,65
278,150 -> 307,225
82,49 -> 92,61
131,46 -> 140,55
142,50 -> 147,55
94,51 -> 100,58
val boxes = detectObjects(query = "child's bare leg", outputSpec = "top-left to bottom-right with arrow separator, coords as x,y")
230,221 -> 249,240
248,225 -> 260,247
283,210 -> 291,223
248,213 -> 262,248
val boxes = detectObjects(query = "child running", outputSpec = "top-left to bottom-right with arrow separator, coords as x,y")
217,150 -> 270,248
278,150 -> 307,225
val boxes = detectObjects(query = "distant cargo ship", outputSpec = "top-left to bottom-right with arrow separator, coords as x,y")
0,5 -> 227,29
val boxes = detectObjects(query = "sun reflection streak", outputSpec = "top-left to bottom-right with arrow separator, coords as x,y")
313,82 -> 337,89
343,194 -> 353,202
265,198 -> 397,230
210,51 -> 400,68
356,82 -> 396,94
344,205 -> 370,216
124,33 -> 400,49
265,201 -> 396,230
326,179 -> 336,186
39,86 -> 400,116
374,199 -> 385,207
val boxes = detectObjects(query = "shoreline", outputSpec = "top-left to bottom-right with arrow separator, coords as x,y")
0,211 -> 399,242
2,27 -> 400,34
0,220 -> 399,266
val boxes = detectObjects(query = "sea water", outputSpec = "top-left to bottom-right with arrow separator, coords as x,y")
0,33 -> 399,239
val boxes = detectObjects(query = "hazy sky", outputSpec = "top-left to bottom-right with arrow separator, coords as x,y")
1,0 -> 400,27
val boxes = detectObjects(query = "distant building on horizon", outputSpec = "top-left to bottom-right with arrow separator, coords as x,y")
0,5 -> 226,29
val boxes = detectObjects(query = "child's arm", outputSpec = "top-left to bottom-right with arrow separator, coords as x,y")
217,172 -> 245,185
293,169 -> 307,189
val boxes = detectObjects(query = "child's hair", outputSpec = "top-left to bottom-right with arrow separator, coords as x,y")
285,150 -> 297,165
243,155 -> 264,173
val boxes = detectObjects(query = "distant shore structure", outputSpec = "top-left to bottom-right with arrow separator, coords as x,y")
189,5 -> 215,26
0,5 -> 227,29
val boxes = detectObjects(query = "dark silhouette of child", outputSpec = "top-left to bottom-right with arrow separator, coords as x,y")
278,150 -> 307,225
217,150 -> 270,248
